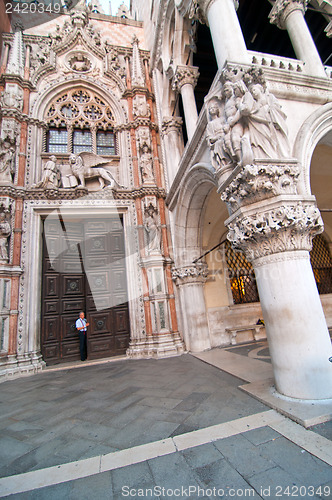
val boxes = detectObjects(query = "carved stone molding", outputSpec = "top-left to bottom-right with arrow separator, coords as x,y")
172,262 -> 208,284
269,0 -> 308,30
172,65 -> 200,92
226,202 -> 323,261
161,116 -> 183,136
219,160 -> 300,213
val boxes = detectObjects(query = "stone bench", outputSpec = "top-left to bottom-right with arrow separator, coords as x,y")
225,324 -> 266,345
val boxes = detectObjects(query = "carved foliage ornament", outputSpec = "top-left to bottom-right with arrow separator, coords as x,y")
269,0 -> 309,29
172,65 -> 200,92
171,263 -> 209,283
227,203 -> 323,261
174,0 -> 239,22
161,117 -> 183,136
220,161 -> 300,212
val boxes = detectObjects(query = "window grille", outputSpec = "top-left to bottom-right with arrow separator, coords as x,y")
73,129 -> 92,153
96,130 -> 116,156
224,240 -> 259,304
47,128 -> 68,153
310,234 -> 332,295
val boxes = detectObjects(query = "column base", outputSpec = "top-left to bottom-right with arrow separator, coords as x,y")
127,332 -> 186,359
0,352 -> 46,383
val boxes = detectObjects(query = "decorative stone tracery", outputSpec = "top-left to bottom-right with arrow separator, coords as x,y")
45,89 -> 115,131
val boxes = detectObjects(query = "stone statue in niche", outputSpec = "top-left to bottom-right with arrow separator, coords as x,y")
34,156 -> 59,189
69,53 -> 91,72
139,144 -> 154,184
68,152 -> 124,189
0,211 -> 11,263
144,204 -> 162,254
206,67 -> 291,170
0,138 -> 16,183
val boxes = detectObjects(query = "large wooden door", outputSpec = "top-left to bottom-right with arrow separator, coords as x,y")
41,216 -> 130,364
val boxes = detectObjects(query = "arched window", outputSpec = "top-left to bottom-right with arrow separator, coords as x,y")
44,89 -> 117,156
310,234 -> 332,295
224,241 -> 259,304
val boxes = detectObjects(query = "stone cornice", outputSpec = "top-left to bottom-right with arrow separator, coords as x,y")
122,89 -> 155,100
0,186 -> 166,201
269,0 -> 309,29
0,74 -> 35,91
0,109 -> 48,129
115,119 -> 159,132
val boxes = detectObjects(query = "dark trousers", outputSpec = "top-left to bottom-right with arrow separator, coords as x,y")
79,331 -> 87,361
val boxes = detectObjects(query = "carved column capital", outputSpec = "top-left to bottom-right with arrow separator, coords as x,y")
226,200 -> 323,262
172,65 -> 200,92
269,0 -> 308,29
175,0 -> 239,22
161,116 -> 183,136
171,262 -> 208,285
219,160 -> 301,214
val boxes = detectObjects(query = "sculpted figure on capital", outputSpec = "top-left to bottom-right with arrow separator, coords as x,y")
206,68 -> 291,171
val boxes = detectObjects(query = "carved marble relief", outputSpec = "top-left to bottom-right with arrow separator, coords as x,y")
33,156 -> 59,189
206,67 -> 291,172
0,86 -> 23,111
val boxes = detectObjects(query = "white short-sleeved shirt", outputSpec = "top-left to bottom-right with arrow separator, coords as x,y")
76,318 -> 87,331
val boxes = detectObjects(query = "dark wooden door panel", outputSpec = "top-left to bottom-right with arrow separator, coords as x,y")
41,217 -> 130,365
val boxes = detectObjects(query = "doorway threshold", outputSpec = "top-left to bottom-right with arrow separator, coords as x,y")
44,355 -> 127,373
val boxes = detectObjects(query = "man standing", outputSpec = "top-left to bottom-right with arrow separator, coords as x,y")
76,311 -> 89,361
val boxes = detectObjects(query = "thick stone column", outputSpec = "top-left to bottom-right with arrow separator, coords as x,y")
172,65 -> 199,141
175,0 -> 249,69
269,0 -> 326,78
220,161 -> 332,399
172,263 -> 211,352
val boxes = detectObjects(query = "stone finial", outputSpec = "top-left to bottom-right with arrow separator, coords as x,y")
131,35 -> 145,87
269,0 -> 309,29
6,31 -> 25,78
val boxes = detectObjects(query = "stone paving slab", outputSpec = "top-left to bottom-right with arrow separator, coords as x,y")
0,355 -> 268,478
3,425 -> 332,499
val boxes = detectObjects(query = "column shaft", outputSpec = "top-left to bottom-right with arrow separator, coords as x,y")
206,0 -> 250,69
285,10 -> 326,77
180,83 -> 198,141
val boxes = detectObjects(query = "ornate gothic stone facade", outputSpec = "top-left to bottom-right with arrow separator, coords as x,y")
1,0 -> 332,400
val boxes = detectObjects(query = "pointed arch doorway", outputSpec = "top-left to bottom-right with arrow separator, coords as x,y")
41,215 -> 130,364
